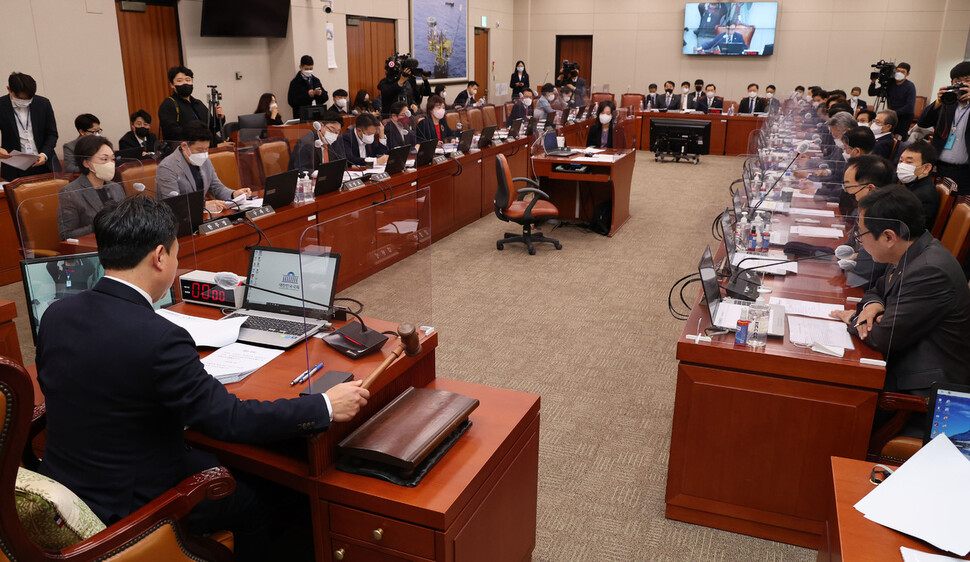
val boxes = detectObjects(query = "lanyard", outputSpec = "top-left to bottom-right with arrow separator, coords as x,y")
953,104 -> 970,133
13,106 -> 30,133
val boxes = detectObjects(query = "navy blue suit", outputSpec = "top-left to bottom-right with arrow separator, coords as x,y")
695,95 -> 724,114
37,278 -> 330,524
0,94 -> 59,180
332,129 -> 390,167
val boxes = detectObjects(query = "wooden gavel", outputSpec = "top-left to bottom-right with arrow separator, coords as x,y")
360,323 -> 422,390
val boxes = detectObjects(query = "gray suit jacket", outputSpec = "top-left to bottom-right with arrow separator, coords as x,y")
851,231 -> 970,391
62,136 -> 81,174
58,174 -> 126,240
155,148 -> 233,201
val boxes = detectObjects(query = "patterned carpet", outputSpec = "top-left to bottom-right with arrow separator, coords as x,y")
0,152 -> 816,561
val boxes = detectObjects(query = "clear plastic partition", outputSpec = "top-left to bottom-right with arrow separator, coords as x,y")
294,187 -> 432,379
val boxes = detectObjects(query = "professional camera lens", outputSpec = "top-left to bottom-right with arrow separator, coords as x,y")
942,83 -> 966,105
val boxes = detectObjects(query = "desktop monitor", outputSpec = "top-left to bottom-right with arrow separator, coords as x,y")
237,112 -> 268,142
649,118 -> 711,155
684,2 -> 777,56
300,106 -> 328,123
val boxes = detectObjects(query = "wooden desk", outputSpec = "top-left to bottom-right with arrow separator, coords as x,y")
531,149 -> 635,237
0,189 -> 23,285
0,300 -> 23,365
817,457 -> 970,561
637,112 -> 764,156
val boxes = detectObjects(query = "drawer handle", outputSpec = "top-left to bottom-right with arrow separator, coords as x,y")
372,528 -> 384,540
334,548 -> 345,560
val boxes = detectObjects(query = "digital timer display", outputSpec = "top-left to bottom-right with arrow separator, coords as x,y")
179,279 -> 237,307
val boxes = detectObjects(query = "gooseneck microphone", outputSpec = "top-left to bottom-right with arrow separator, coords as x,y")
133,182 -> 179,199
726,244 -> 854,300
751,140 -> 811,211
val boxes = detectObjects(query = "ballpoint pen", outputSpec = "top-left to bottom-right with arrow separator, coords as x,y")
290,362 -> 323,386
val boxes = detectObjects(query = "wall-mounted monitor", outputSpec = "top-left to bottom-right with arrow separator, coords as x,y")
200,0 -> 290,38
683,2 -> 777,56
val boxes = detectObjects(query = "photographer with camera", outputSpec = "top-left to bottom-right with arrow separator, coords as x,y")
287,55 -> 328,120
918,61 -> 970,195
869,61 -> 916,136
378,54 -> 423,117
557,61 -> 587,106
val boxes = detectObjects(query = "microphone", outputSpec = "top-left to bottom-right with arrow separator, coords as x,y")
726,244 -> 854,300
133,182 -> 179,199
751,140 -> 811,211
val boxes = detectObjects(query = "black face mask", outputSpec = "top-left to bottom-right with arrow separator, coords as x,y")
175,84 -> 193,97
695,85 -> 703,92
135,126 -> 150,138
665,89 -> 673,94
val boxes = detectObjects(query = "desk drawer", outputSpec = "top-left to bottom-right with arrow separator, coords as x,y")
329,504 -> 435,559
330,537 -> 412,561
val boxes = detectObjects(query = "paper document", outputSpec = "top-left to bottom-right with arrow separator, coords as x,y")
201,342 -> 284,384
900,547 -> 965,562
789,208 -> 835,217
366,165 -> 386,174
571,154 -> 615,163
787,315 -> 854,350
855,435 -> 970,556
157,309 -> 248,348
3,151 -> 40,171
238,197 -> 263,210
792,191 -> 815,199
790,225 -> 844,238
770,297 -> 844,319
583,147 -> 606,153
732,252 -> 797,274
344,171 -> 363,180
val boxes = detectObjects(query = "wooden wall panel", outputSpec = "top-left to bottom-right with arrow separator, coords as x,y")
347,17 -> 397,105
555,36 -> 593,88
474,28 -> 489,99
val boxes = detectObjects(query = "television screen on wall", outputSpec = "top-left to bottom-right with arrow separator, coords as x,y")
200,0 -> 289,38
683,2 -> 777,56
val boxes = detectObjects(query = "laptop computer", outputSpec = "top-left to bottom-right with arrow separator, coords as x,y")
382,144 -> 412,175
456,129 -> 475,153
224,246 -> 341,349
476,125 -> 497,149
542,129 -> 578,157
314,158 -> 347,196
412,138 -> 438,167
507,118 -> 524,139
698,245 -> 785,336
262,170 -> 300,210
925,382 -> 970,459
20,252 -> 175,345
161,190 -> 205,238
721,211 -> 792,276
543,111 -> 558,130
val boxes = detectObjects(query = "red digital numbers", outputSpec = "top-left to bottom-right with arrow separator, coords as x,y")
190,282 -> 225,303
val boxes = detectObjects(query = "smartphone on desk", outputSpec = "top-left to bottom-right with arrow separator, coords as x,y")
299,371 -> 355,396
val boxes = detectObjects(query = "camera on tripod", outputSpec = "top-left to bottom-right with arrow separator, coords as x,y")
869,60 -> 895,96
385,53 -> 424,81
561,60 -> 580,79
941,83 -> 968,105
206,85 -> 222,106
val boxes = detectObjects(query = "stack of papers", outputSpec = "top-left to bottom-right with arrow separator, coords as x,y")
3,151 -> 40,171
855,435 -> 970,556
572,154 -> 615,163
238,197 -> 263,210
157,309 -> 247,348
790,225 -> 844,238
770,297 -> 843,319
789,208 -> 835,217
201,342 -> 284,384
787,315 -> 854,349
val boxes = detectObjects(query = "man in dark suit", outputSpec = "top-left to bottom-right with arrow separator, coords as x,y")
158,66 -> 225,145
118,109 -> 158,156
332,113 -> 389,167
830,186 -> 970,398
695,84 -> 723,113
645,84 -> 659,109
384,101 -> 417,150
896,141 -> 940,225
37,196 -> 370,559
289,113 -> 343,172
676,81 -> 695,111
287,55 -> 328,120
699,24 -> 745,52
507,89 -> 533,126
871,110 -> 897,159
452,81 -> 480,108
0,72 -> 58,181
918,61 -> 970,195
657,81 -> 681,110
739,83 -> 767,114
685,79 -> 705,109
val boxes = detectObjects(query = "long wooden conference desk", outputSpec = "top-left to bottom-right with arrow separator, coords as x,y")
636,111 -> 764,156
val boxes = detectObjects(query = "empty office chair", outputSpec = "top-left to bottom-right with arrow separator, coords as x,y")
467,107 -> 484,131
117,160 -> 158,197
481,104 -> 498,128
620,93 -> 645,110
208,147 -> 242,191
444,111 -> 461,132
940,202 -> 970,260
493,153 -> 561,255
0,355 -> 235,560
591,92 -> 614,104
256,138 -> 291,181
867,392 -> 928,464
4,174 -> 73,258
932,177 -> 957,238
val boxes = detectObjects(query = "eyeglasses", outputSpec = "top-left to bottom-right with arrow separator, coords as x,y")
842,183 -> 871,194
85,128 -> 103,134
850,228 -> 875,245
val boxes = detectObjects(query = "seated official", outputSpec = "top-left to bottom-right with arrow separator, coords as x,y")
57,135 -> 126,240
556,84 -> 577,110
839,154 -> 895,286
830,186 -> 970,400
828,112 -> 859,160
695,84 -> 723,113
657,81 -> 680,110
329,89 -> 350,114
155,120 -> 250,212
453,81 -> 480,108
585,100 -> 616,148
843,125 -> 876,159
415,95 -> 453,146
63,113 -> 102,174
871,110 -> 897,159
849,86 -> 868,116
739,83 -> 767,114
384,102 -> 416,150
699,24 -> 745,51
289,113 -> 342,172
118,110 -> 157,156
678,81 -> 694,111
765,85 -> 781,112
645,84 -> 659,109
534,83 -> 555,122
856,109 -> 876,125
333,113 -> 389,167
508,89 -> 534,127
897,141 -> 940,224
255,92 -> 283,126
38,196 -> 370,560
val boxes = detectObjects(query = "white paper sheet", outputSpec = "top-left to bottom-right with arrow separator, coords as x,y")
156,309 -> 248,348
790,225 -> 845,238
326,23 -> 338,69
855,435 -> 970,556
238,197 -> 263,210
901,546 -> 965,562
787,315 -> 855,349
200,342 -> 284,384
3,151 -> 40,170
571,154 -> 615,163
792,191 -> 815,199
789,207 -> 836,217
770,297 -> 844,319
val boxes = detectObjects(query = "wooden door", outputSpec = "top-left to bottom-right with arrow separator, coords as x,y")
346,16 -> 397,104
474,28 -> 489,100
555,35 -> 592,88
115,1 -> 182,136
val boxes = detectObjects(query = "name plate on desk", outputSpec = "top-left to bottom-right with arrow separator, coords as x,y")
198,217 -> 233,235
432,155 -> 449,165
368,172 -> 390,182
449,150 -> 464,159
245,205 -> 275,220
342,178 -> 365,191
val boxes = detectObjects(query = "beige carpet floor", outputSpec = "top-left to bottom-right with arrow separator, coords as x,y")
0,152 -> 815,561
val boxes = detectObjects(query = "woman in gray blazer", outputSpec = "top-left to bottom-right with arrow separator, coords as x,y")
58,135 -> 126,240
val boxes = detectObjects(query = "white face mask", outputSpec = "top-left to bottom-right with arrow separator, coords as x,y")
546,93 -> 556,102
897,162 -> 920,184
269,103 -> 277,111
301,69 -> 313,78
766,92 -> 774,99
441,91 -> 447,99
870,122 -> 885,135
10,96 -> 31,109
812,101 -> 820,108
90,161 -> 115,182
404,109 -> 412,117
187,151 -> 208,167
432,107 -> 446,120
842,150 -> 852,161
360,132 -> 375,145
834,138 -> 844,149
850,95 -> 859,101
335,98 -> 347,109
599,113 -> 612,125
324,130 -> 339,144
562,96 -> 571,103
706,91 -> 715,99
793,92 -> 802,99
517,66 -> 524,72
521,97 -> 532,105
748,91 -> 758,98
894,72 -> 905,81
681,87 -> 689,94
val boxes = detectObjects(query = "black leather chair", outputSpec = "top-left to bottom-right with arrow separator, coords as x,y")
493,153 -> 562,255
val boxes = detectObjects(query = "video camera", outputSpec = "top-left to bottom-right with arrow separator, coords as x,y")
385,53 -> 424,81
561,60 -> 580,79
869,60 -> 895,97
941,83 -> 968,105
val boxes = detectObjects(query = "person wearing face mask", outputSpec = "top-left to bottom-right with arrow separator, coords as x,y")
686,79 -> 705,109
842,126 -> 876,160
158,66 -> 224,144
678,81 -> 695,111
118,110 -> 158,157
918,61 -> 970,197
63,114 -> 102,174
567,67 -> 587,107
554,84 -> 576,111
739,83 -> 766,114
453,81 -> 481,108
510,61 -> 530,98
764,85 -> 780,112
289,113 -> 343,172
508,88 -> 534,126
0,72 -> 59,181
646,84 -> 659,109
415,95 -> 454,147
333,113 -> 389,167
836,154 -> 895,286
255,93 -> 283,126
352,89 -> 376,115
329,89 -> 350,114
155,121 -> 250,213
695,84 -> 723,114
824,111 -> 858,160
896,141 -> 940,224
287,55 -> 328,120
848,86 -> 868,117
856,109 -> 876,126
870,62 -> 915,136
812,115 -> 862,202
57,135 -> 126,240
585,100 -> 616,149
790,85 -> 806,102
534,84 -> 556,122
658,81 -> 681,110
384,102 -> 417,150
870,110 -> 897,159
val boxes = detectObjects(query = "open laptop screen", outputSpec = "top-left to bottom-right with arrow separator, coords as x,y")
697,245 -> 721,312
244,247 -> 340,318
927,383 -> 970,460
542,130 -> 559,153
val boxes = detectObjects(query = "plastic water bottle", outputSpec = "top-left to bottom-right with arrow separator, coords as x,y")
747,289 -> 771,348
750,213 -> 763,251
296,171 -> 309,203
759,212 -> 771,250
737,211 -> 749,248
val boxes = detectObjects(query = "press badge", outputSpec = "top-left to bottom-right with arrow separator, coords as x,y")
945,132 -> 956,150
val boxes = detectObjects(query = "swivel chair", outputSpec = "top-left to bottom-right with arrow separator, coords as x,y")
493,153 -> 561,255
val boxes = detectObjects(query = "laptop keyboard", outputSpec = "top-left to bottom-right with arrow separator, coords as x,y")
225,313 -> 316,336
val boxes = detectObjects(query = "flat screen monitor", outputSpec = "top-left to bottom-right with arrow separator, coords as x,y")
200,0 -> 289,38
684,2 -> 777,56
649,118 -> 711,155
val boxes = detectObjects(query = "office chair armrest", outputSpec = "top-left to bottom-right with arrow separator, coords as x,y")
511,176 -> 541,194
22,402 -> 46,470
877,392 -> 928,413
514,186 -> 551,201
